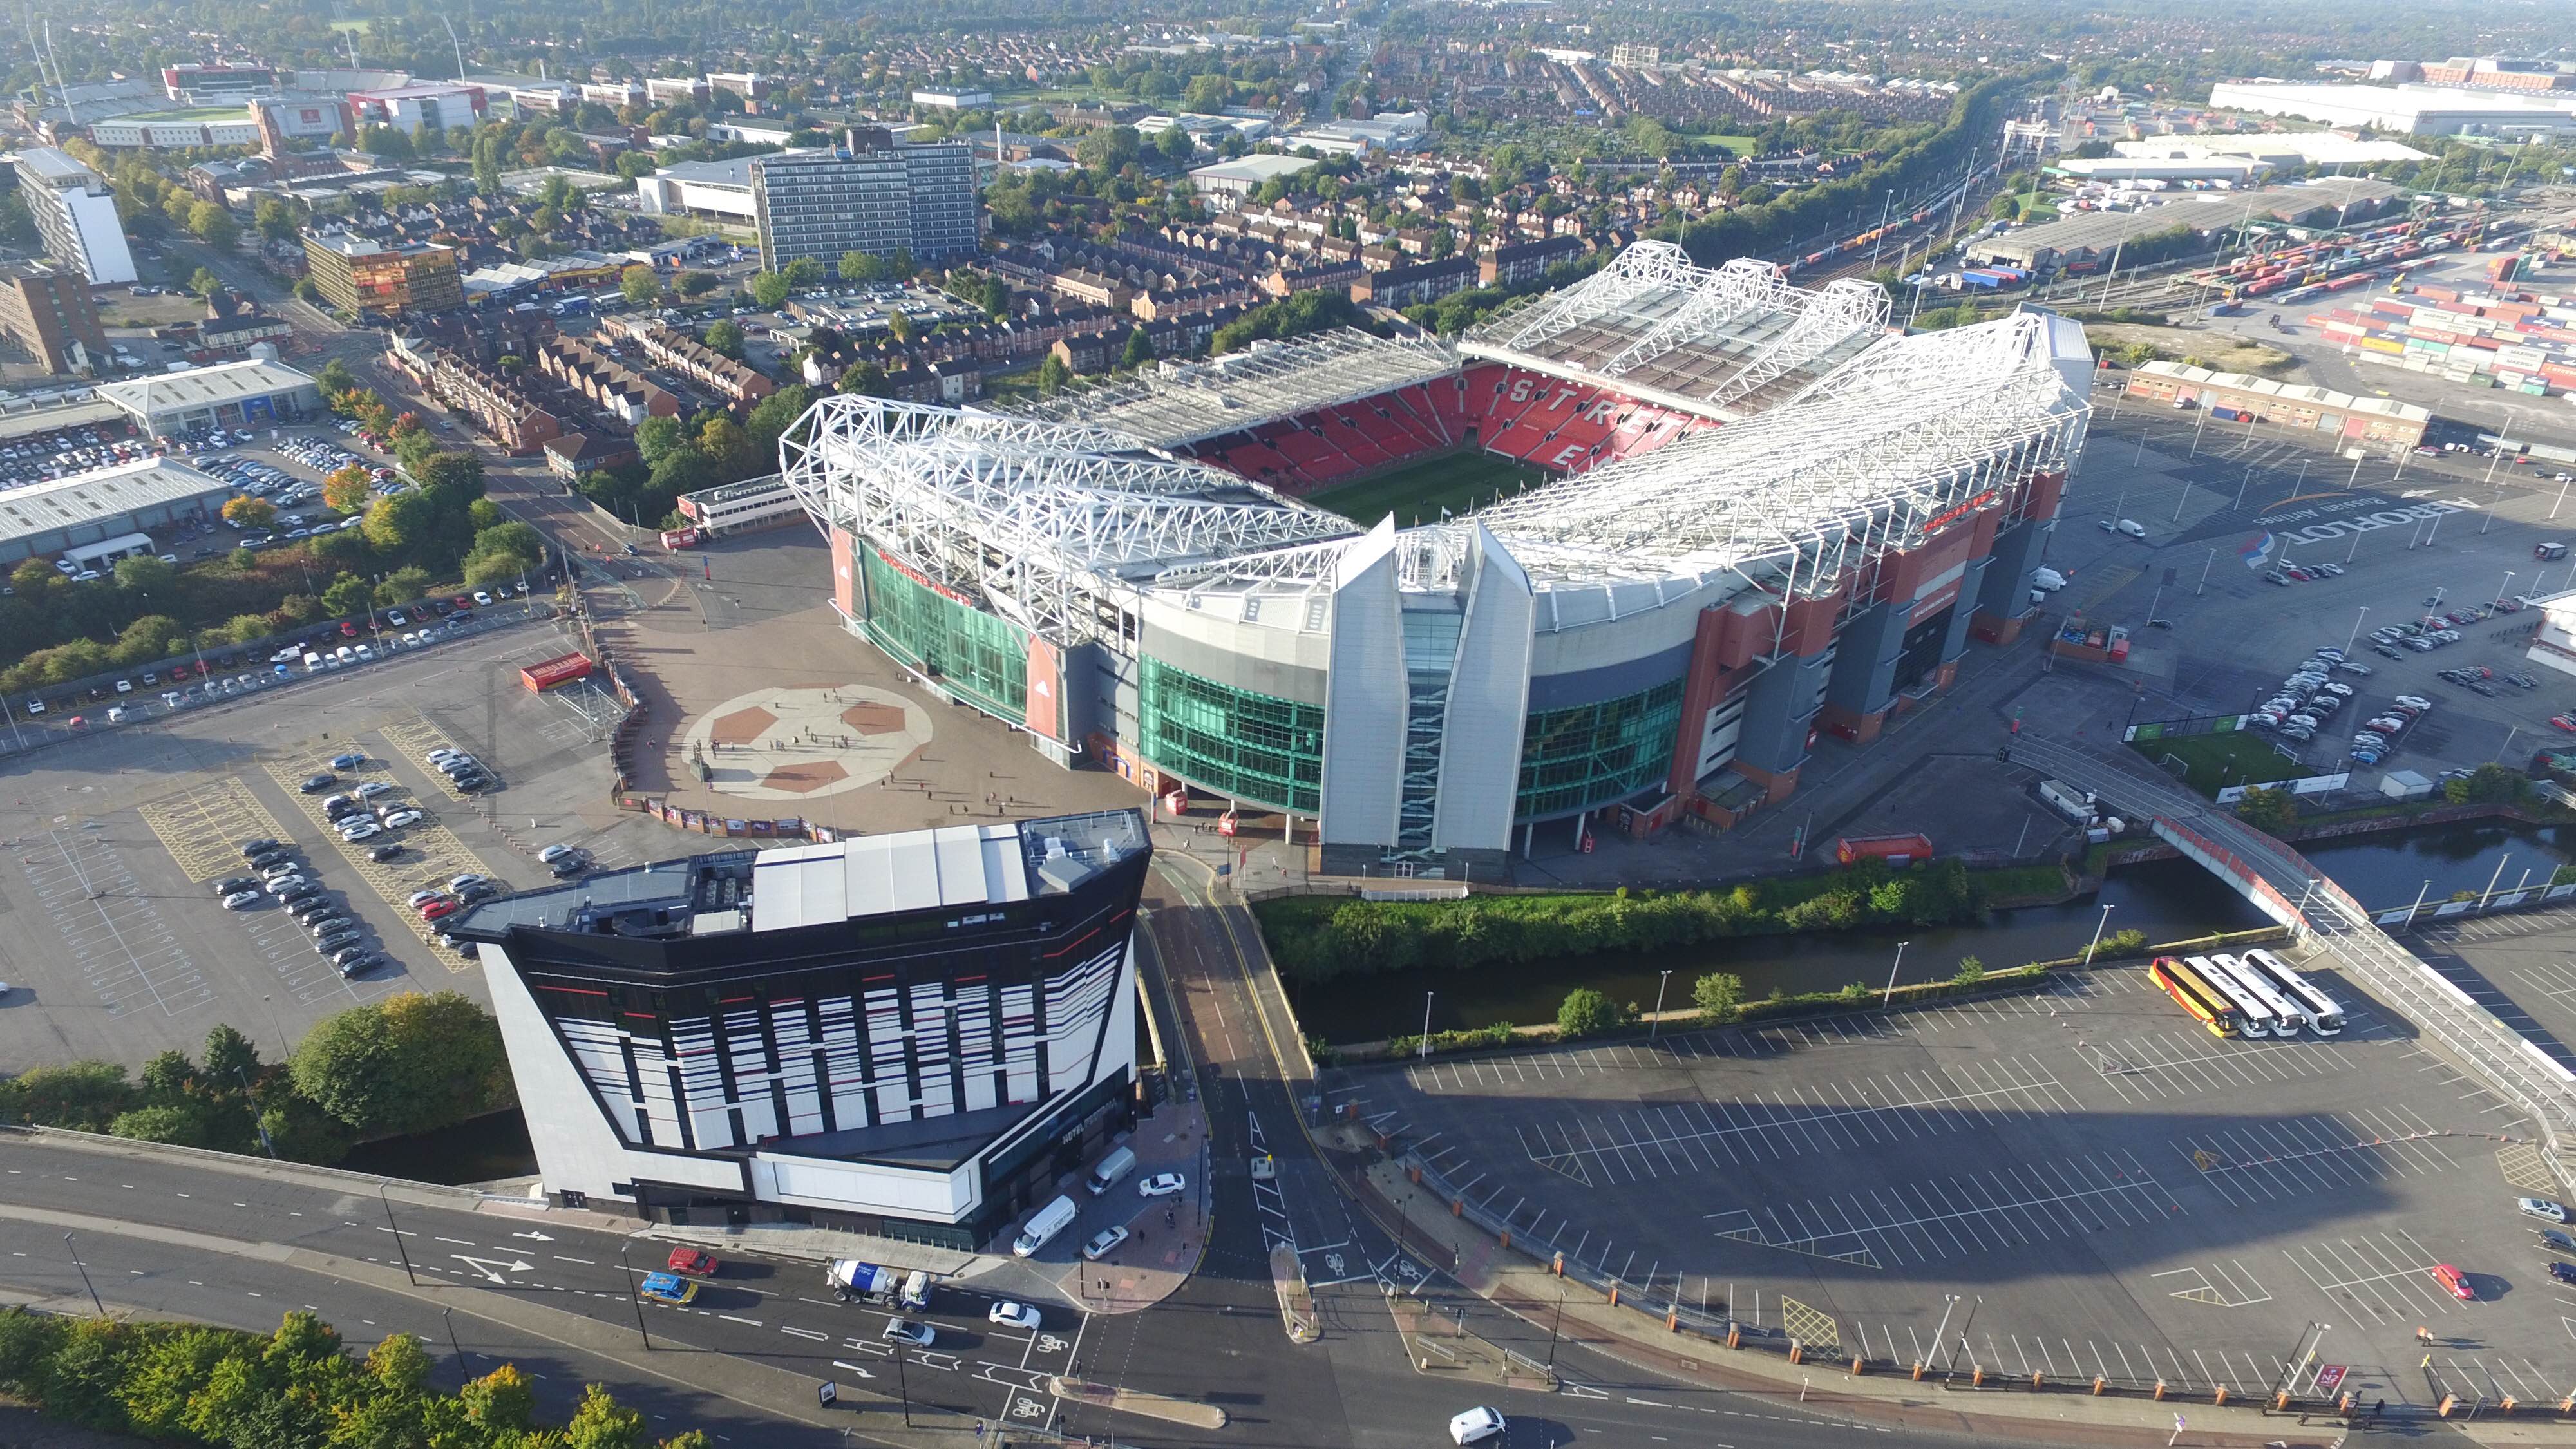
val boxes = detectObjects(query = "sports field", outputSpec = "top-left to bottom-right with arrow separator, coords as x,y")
1309,451 -> 1553,527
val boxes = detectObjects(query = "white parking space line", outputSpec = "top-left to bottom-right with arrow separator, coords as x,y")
1705,1150 -> 2179,1269
22,827 -> 211,1018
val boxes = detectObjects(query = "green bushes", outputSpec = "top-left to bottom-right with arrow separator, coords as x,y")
0,992 -> 513,1165
1255,858 -> 1989,983
0,1307 -> 697,1448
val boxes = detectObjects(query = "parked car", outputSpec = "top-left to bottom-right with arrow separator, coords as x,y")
2518,1197 -> 2568,1224
2430,1264 -> 2475,1301
1081,1226 -> 1129,1261
1137,1171 -> 1188,1198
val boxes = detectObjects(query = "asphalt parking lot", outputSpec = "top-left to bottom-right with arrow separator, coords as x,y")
1330,949 -> 2571,1413
0,617 -> 682,1068
2033,410 -> 2576,786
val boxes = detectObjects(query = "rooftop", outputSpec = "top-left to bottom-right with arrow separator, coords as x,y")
1189,154 -> 1323,186
1008,329 -> 1464,448
0,458 -> 231,550
11,147 -> 99,184
95,360 -> 318,417
449,809 -> 1150,944
2133,359 -> 2431,422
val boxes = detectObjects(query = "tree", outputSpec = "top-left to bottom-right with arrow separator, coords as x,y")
886,310 -> 916,345
363,1333 -> 432,1395
1077,125 -> 1141,175
621,265 -> 663,308
377,564 -> 433,605
1157,126 -> 1195,164
189,266 -> 225,301
744,384 -> 813,457
321,573 -> 372,618
1036,353 -> 1071,398
782,256 -> 824,288
1121,328 -> 1157,368
1690,972 -> 1743,1027
321,466 -> 372,516
1557,988 -> 1618,1040
361,489 -> 436,554
702,319 -> 745,359
288,990 -> 511,1137
1184,73 -> 1232,113
673,269 -> 717,296
838,251 -> 889,284
202,1024 -> 259,1087
312,357 -> 359,398
1951,956 -> 1987,988
748,270 -> 791,308
564,1383 -> 646,1449
186,202 -> 238,250
634,415 -> 686,466
838,361 -> 891,397
221,496 -> 275,530
980,274 -> 1011,319
111,555 -> 173,592
462,1363 -> 538,1431
2233,785 -> 2298,835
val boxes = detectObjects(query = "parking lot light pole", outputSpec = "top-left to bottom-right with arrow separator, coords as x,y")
1651,969 -> 1672,1037
378,1182 -> 416,1285
1881,941 -> 1909,1008
2498,571 -> 2517,608
1418,992 -> 1433,1059
2342,607 -> 2370,656
2083,904 -> 2114,964
619,1242 -> 651,1350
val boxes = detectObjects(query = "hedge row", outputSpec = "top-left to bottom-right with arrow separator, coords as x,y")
1256,857 -> 1993,983
0,1307 -> 703,1448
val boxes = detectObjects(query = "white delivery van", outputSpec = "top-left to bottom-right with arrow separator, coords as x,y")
898,1269 -> 932,1312
2032,567 -> 2066,591
1086,1144 -> 1138,1196
1014,1195 -> 1079,1257
2117,519 -> 2146,538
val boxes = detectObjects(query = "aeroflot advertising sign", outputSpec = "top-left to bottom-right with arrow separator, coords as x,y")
2256,493 -> 2478,545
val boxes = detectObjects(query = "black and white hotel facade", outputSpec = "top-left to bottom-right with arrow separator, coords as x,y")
450,810 -> 1150,1249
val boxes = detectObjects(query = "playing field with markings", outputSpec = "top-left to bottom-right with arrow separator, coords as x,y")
135,779 -> 293,882
258,751 -> 489,969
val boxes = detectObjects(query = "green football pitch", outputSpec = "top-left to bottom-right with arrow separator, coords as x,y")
1308,451 -> 1553,527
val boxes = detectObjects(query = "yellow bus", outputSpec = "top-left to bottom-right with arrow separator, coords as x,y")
2148,955 -> 2242,1037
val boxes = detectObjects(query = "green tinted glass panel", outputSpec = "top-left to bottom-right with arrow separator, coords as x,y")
858,548 -> 1028,724
1137,657 -> 1322,815
1515,678 -> 1685,820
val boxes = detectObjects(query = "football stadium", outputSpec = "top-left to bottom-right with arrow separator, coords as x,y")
781,241 -> 2094,880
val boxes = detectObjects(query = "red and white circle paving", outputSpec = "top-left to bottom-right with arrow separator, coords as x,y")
679,684 -> 933,802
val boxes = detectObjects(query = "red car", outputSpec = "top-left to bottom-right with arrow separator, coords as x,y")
452,595 -> 473,609
2430,1264 -> 2474,1301
2552,715 -> 2576,733
340,621 -> 359,638
666,1247 -> 720,1277
420,898 -> 460,922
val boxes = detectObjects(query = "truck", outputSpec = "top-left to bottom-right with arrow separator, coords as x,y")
824,1259 -> 900,1303
549,294 -> 594,318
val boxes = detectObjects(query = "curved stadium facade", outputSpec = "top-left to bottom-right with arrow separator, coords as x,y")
782,242 -> 2094,879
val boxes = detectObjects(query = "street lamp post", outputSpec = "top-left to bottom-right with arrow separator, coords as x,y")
64,1233 -> 104,1316
442,1306 -> 466,1368
1881,940 -> 1909,1008
2499,571 -> 2518,609
618,1242 -> 652,1350
2084,903 -> 2115,963
2342,606 -> 2371,656
1651,969 -> 1672,1038
379,1182 -> 417,1285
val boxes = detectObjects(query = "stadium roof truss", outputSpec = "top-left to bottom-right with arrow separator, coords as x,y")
1463,240 -> 1894,419
1007,330 -> 1462,451
779,397 -> 1356,644
781,293 -> 2088,649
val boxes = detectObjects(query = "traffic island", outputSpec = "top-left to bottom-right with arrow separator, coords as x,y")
1045,1376 -> 1227,1429
1269,1243 -> 1320,1343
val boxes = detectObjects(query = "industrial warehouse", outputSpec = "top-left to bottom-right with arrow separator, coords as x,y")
780,241 -> 2093,881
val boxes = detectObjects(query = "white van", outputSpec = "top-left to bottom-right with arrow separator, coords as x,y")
2117,518 -> 2146,538
898,1269 -> 932,1312
302,652 -> 323,673
1086,1145 -> 1138,1197
2032,567 -> 2066,592
1012,1195 -> 1079,1257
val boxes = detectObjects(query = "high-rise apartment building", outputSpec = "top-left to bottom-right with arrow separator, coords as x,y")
0,263 -> 108,375
752,133 -> 980,275
13,147 -> 138,287
301,232 -> 464,316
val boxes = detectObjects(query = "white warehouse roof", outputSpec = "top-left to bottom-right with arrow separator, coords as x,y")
0,457 -> 230,552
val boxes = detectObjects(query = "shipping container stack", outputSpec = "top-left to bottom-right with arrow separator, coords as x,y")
2306,273 -> 2576,399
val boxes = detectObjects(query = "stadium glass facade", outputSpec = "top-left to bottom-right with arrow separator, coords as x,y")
858,549 -> 1028,724
1136,657 -> 1325,815
1515,679 -> 1687,819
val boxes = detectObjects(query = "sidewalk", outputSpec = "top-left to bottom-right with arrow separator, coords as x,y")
1045,1101 -> 1209,1316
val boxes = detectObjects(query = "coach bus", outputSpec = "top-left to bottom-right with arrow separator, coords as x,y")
2148,956 -> 2242,1037
2208,953 -> 2302,1038
2187,954 -> 2285,1038
2239,947 -> 2344,1036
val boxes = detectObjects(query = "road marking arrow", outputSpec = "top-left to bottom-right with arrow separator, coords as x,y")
451,1255 -> 534,1283
511,1230 -> 554,1242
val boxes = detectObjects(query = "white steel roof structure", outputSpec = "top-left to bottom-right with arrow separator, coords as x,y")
1461,240 -> 1893,421
785,303 -> 2089,646
780,399 -> 1356,645
1151,310 -> 2088,629
1006,330 -> 1461,450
